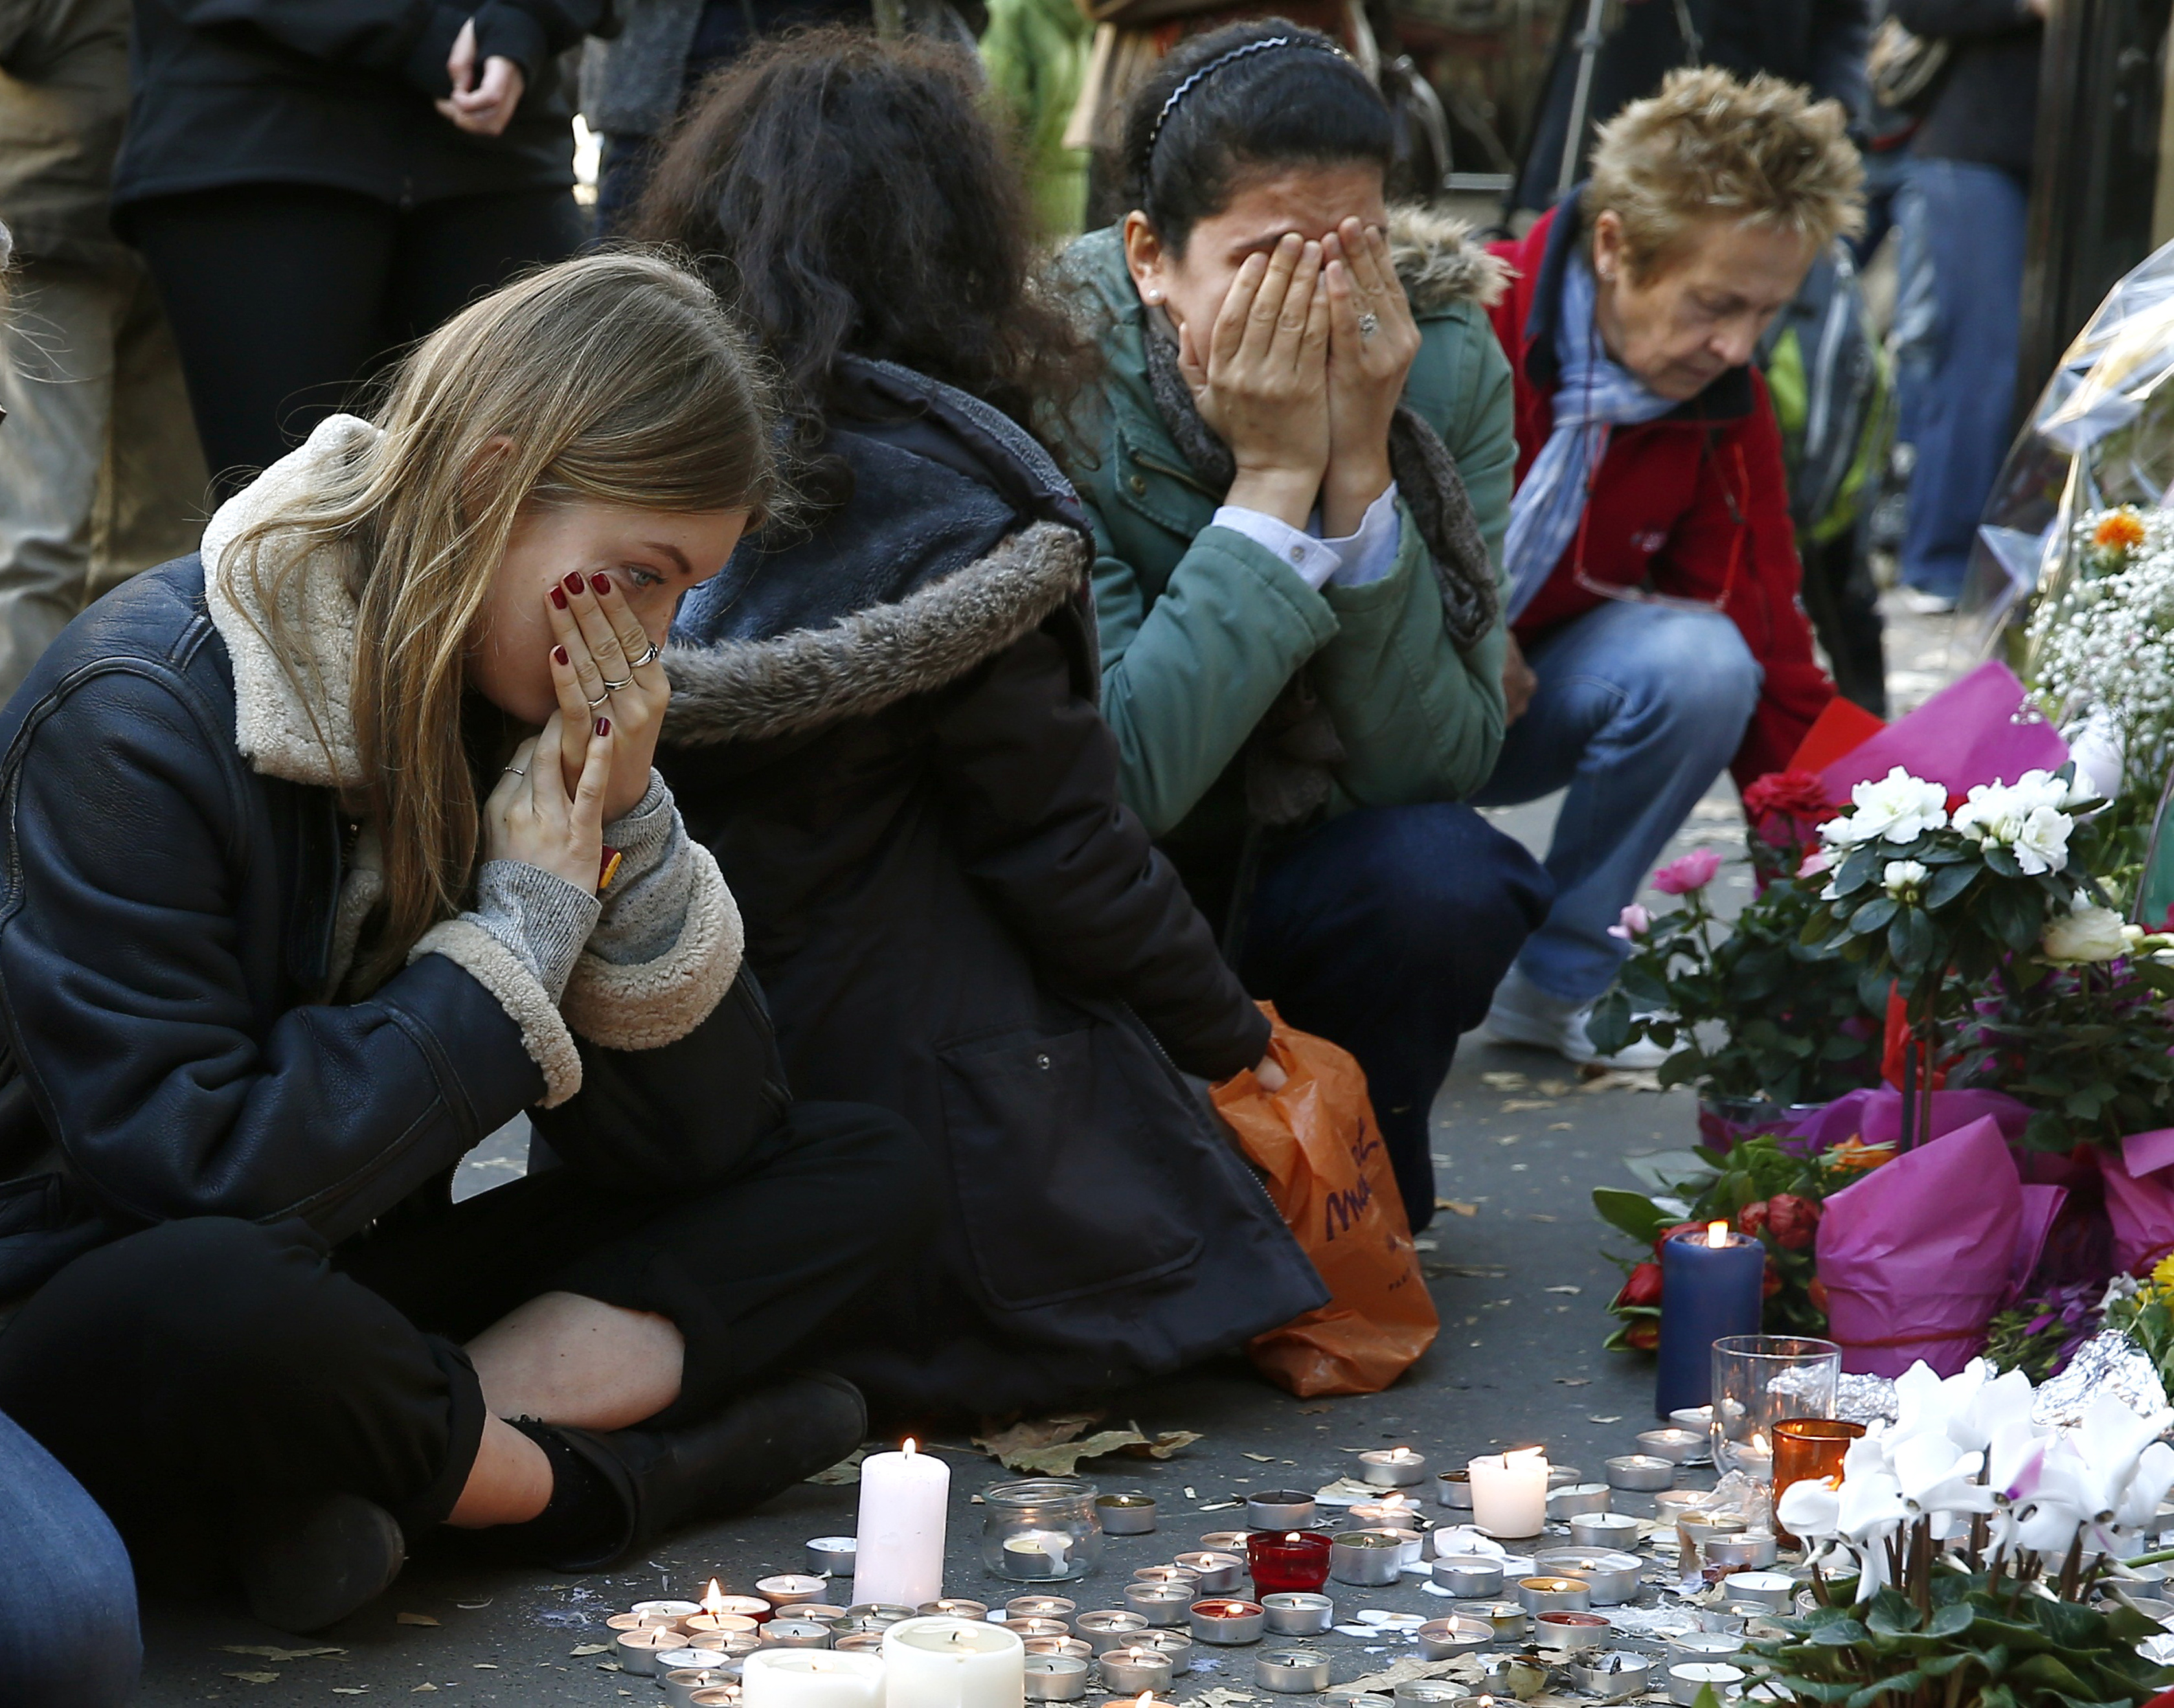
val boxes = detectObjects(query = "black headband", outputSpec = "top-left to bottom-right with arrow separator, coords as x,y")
1145,34 -> 1349,159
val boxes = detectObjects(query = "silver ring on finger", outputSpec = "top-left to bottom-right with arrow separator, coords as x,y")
1357,311 -> 1380,341
503,765 -> 527,777
629,641 -> 662,668
601,673 -> 634,693
585,688 -> 610,709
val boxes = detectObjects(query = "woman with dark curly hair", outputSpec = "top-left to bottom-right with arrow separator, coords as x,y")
634,28 -> 1322,1417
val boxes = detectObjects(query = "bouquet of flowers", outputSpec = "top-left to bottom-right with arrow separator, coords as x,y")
1761,1358 -> 2174,1708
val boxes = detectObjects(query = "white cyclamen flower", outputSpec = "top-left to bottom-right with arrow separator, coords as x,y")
1953,771 -> 2077,875
2043,900 -> 2130,963
1882,860 -> 1931,901
1821,767 -> 1950,848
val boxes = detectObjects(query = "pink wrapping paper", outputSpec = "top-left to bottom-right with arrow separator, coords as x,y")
1785,1087 -> 2035,1152
1817,660 -> 2068,806
2101,1134 -> 2174,1273
1815,1116 -> 2063,1376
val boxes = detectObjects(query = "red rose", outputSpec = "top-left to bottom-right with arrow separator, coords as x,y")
1622,1320 -> 1660,1352
1615,1261 -> 1664,1309
1762,1257 -> 1783,1298
1765,1193 -> 1822,1250
1653,1220 -> 1706,1255
1742,769 -> 1837,824
1737,1201 -> 1770,1239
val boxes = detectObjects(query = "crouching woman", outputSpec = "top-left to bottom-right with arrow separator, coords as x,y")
0,254 -> 934,1630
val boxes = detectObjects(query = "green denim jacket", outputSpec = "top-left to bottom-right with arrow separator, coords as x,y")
1060,211 -> 1520,895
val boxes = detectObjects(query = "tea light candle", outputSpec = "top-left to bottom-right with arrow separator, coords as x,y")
1131,1566 -> 1202,1590
1653,1490 -> 1708,1523
1415,1617 -> 1490,1659
1546,1482 -> 1611,1519
1394,1680 -> 1469,1704
1478,1656 -> 1548,1700
1098,1646 -> 1174,1694
1188,1599 -> 1265,1645
1534,1610 -> 1611,1654
1359,1446 -> 1429,1487
1076,1611 -> 1151,1654
1671,1406 -> 1714,1432
1247,1530 -> 1332,1594
1348,1493 -> 1423,1532
1172,1552 -> 1246,1595
1707,1534 -> 1780,1570
1568,1652 -> 1653,1696
1246,1490 -> 1318,1529
637,1601 -> 706,1627
1328,1531 -> 1405,1587
1723,1433 -> 1774,1481
1199,1531 -> 1252,1553
1637,1428 -> 1703,1464
1138,1630 -> 1194,1674
1122,1584 -> 1192,1626
922,1601 -> 991,1622
1434,1470 -> 1473,1509
1697,1609 -> 1747,1635
850,1440 -> 949,1612
613,1611 -> 693,1635
666,1669 -> 740,1708
1000,1619 -> 1070,1643
661,1648 -> 739,1673
880,1616 -> 1026,1708
742,1648 -> 886,1708
760,1576 -> 830,1609
1024,1656 -> 1089,1702
833,1635 -> 885,1655
1515,1575 -> 1591,1615
1022,1638 -> 1092,1661
622,1630 -> 690,1674
1657,1223 -> 1764,1415
1096,1495 -> 1157,1536
808,1537 -> 858,1577
1368,1525 -> 1425,1567
1256,1649 -> 1333,1694
1004,1597 -> 1077,1628
1569,1513 -> 1641,1550
1467,1449 -> 1548,1538
1670,1663 -> 1746,1705
1679,1514 -> 1748,1558
1723,1571 -> 1794,1611
760,1621 -> 835,1650
688,1614 -> 765,1642
1456,1601 -> 1528,1639
799,1608 -> 848,1625
1533,1549 -> 1641,1604
690,1691 -> 742,1708
1261,1592 -> 1335,1635
1603,1455 -> 1675,1492
1432,1556 -> 1504,1597
1668,1634 -> 1746,1663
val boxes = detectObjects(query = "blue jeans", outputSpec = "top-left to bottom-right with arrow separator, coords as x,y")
1473,601 -> 1760,1004
1240,803 -> 1553,1231
1897,157 -> 2029,600
0,1409 -> 139,1707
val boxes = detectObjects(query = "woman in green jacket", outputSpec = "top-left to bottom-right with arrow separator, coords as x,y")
1059,18 -> 1552,1231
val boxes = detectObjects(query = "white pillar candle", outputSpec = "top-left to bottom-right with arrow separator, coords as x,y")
744,1648 -> 887,1708
881,1615 -> 1026,1708
852,1439 -> 951,1611
1466,1449 -> 1548,1538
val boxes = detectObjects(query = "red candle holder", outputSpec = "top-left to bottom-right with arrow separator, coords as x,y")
1245,1530 -> 1331,1593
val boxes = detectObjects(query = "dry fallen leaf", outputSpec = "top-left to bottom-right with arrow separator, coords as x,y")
217,1646 -> 344,1661
455,1598 -> 492,1609
570,1645 -> 611,1657
1529,1213 -> 1559,1223
807,1446 -> 868,1485
1545,1285 -> 1581,1294
1555,1377 -> 1591,1386
1479,1072 -> 1528,1090
1434,1198 -> 1478,1217
1425,1263 -> 1506,1278
1589,1415 -> 1623,1424
1243,1452 -> 1276,1462
1500,1099 -> 1556,1113
976,1417 -> 1197,1474
223,1672 -> 280,1685
1195,1690 -> 1263,1708
1495,1134 -> 1521,1145
333,1689 -> 369,1696
413,1687 -> 440,1693
1297,1404 -> 1331,1414
396,1613 -> 441,1627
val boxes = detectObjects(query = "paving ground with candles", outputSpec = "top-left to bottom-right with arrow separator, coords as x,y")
133,598 -> 1957,1705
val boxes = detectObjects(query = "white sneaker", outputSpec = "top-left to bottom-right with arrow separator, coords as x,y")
1483,968 -> 1671,1070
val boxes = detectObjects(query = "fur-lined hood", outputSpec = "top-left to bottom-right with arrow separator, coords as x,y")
1386,205 -> 1509,315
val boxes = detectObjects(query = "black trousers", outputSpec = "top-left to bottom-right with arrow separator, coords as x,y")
126,182 -> 585,495
0,1103 -> 932,1568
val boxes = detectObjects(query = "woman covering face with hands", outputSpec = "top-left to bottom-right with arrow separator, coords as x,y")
0,254 -> 933,1634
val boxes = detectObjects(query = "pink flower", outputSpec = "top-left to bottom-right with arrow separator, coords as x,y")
1607,903 -> 1651,942
1652,848 -> 1723,894
1797,849 -> 1834,880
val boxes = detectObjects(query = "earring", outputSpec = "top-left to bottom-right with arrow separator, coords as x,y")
1144,289 -> 1162,303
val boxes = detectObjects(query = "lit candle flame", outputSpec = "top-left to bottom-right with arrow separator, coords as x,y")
1286,1531 -> 1302,1543
1752,1432 -> 1769,1451
1706,1220 -> 1728,1248
1506,1446 -> 1545,1465
903,1437 -> 918,1456
703,1580 -> 726,1616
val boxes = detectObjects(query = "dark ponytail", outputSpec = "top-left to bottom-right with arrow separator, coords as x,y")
1120,19 -> 1393,257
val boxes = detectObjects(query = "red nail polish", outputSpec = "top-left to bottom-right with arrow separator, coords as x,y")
553,645 -> 569,666
549,585 -> 567,610
563,572 -> 583,595
595,717 -> 611,737
589,573 -> 611,596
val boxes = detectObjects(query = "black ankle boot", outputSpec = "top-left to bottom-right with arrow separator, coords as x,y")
536,1371 -> 867,1571
235,1493 -> 406,1632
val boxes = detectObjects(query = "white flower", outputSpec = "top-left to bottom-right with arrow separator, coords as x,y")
1820,767 -> 1950,848
2043,901 -> 2131,963
1882,860 -> 1931,901
1953,771 -> 2076,875
1775,1476 -> 1841,1538
2011,804 -> 2074,875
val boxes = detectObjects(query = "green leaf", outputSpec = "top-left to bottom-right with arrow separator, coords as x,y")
1844,1670 -> 1923,1708
1851,896 -> 1899,936
1592,1187 -> 1670,1244
1925,1602 -> 1974,1639
1587,989 -> 1633,1055
1925,859 -> 1979,910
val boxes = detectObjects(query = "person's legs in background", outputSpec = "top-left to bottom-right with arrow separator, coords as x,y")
595,135 -> 661,238
127,186 -> 398,495
387,189 -> 585,352
0,1407 -> 140,1708
1895,156 -> 2028,606
1475,601 -> 1760,1061
1238,803 -> 1552,1232
87,254 -> 211,605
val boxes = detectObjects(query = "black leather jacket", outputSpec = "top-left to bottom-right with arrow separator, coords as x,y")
0,557 -> 787,1303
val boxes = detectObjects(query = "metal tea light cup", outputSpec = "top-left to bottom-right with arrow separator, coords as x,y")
1199,1531 -> 1252,1553
1394,1682 -> 1469,1706
664,1669 -> 738,1708
1670,1663 -> 1746,1705
1099,1646 -> 1175,1694
832,1634 -> 887,1656
843,1604 -> 916,1624
1456,1601 -> 1528,1639
1002,1618 -> 1072,1642
1706,1533 -> 1781,1570
1569,1652 -> 1655,1698
1247,1490 -> 1319,1529
1122,1583 -> 1193,1626
1329,1531 -> 1405,1587
1416,1618 -> 1491,1659
1076,1610 -> 1151,1654
1515,1575 -> 1592,1615
919,1600 -> 990,1621
1533,1549 -> 1642,1605
617,1631 -> 688,1675
756,1575 -> 827,1608
1188,1599 -> 1266,1645
1132,1566 -> 1203,1590
688,1691 -> 742,1708
1570,1512 -> 1641,1551
1478,1656 -> 1550,1701
1636,1428 -> 1704,1464
1723,1573 -> 1795,1612
1668,1634 -> 1747,1664
758,1621 -> 833,1650
635,1600 -> 705,1626
802,1534 -> 856,1575
1139,1629 -> 1194,1674
1534,1611 -> 1611,1654
1546,1482 -> 1611,1520
1097,1494 -> 1159,1536
1262,1593 -> 1335,1635
1603,1455 -> 1675,1492
1006,1597 -> 1078,1627
1359,1447 -> 1428,1487
1173,1551 -> 1247,1595
1256,1648 -> 1333,1694
1432,1555 -> 1504,1597
1435,1470 -> 1474,1510
1025,1655 -> 1091,1702
1024,1637 -> 1093,1659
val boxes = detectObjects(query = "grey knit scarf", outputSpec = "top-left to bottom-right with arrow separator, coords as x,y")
1141,324 -> 1499,826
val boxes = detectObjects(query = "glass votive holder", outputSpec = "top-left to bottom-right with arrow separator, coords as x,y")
980,1478 -> 1104,1582
1710,1334 -> 1842,1477
1772,1417 -> 1864,1542
1246,1530 -> 1332,1593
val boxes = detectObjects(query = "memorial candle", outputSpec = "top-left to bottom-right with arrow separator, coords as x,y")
881,1616 -> 1026,1708
852,1439 -> 950,1611
1466,1448 -> 1548,1537
743,1648 -> 886,1708
1655,1222 -> 1763,1417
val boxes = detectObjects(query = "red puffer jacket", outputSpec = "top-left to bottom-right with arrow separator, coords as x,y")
1485,205 -> 1834,788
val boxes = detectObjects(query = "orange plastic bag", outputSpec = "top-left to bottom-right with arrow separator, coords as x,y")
1214,1005 -> 1438,1396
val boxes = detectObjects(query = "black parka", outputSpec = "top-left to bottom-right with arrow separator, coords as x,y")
659,359 -> 1325,1415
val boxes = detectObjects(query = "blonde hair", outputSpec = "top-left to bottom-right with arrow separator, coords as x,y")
225,250 -> 778,988
1583,67 -> 1864,279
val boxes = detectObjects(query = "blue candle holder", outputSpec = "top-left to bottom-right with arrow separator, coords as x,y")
1655,1224 -> 1764,1417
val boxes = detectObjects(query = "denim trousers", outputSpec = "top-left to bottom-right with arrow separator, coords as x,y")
1896,157 -> 2030,600
1238,803 -> 1553,1231
0,1408 -> 140,1707
1472,600 -> 1759,1004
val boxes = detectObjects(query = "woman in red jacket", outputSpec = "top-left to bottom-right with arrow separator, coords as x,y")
1475,67 -> 1859,1066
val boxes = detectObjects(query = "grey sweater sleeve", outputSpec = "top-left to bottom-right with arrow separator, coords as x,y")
588,770 -> 696,966
464,860 -> 602,1004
